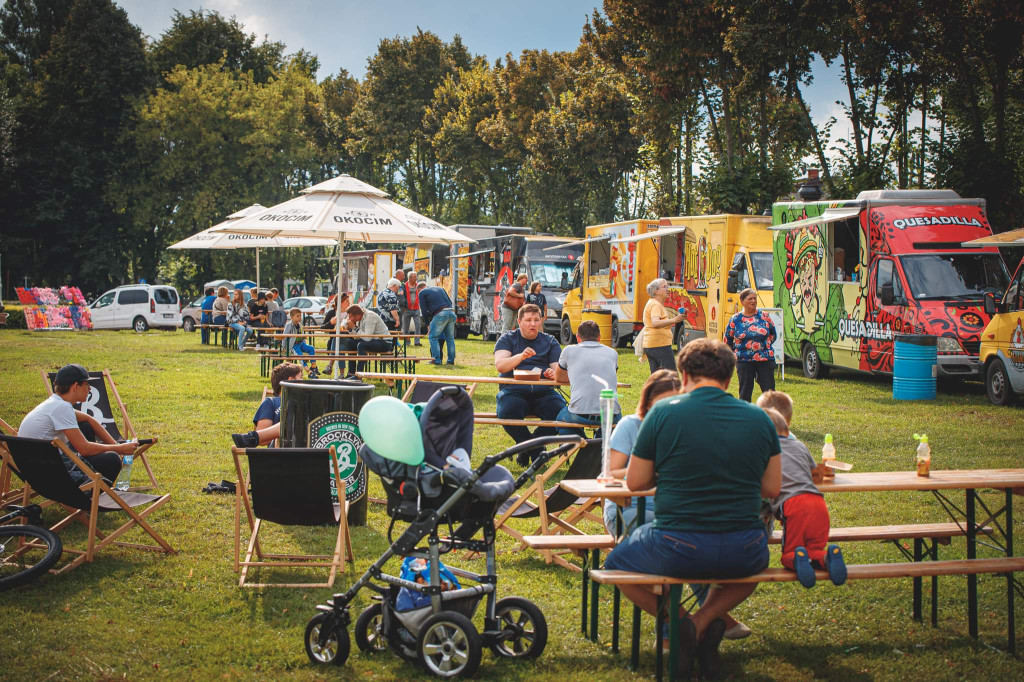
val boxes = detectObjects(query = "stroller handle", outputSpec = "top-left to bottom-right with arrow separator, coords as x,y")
482,435 -> 587,469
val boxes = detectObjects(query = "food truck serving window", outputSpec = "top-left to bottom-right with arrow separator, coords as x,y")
828,218 -> 861,282
589,239 -> 611,283
659,234 -> 682,282
900,253 -> 1008,300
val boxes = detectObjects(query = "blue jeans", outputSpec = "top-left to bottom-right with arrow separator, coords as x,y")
228,322 -> 252,350
603,499 -> 656,538
428,309 -> 456,364
495,386 -> 566,445
201,314 -> 211,344
606,523 -> 769,580
554,405 -> 620,438
291,340 -> 316,366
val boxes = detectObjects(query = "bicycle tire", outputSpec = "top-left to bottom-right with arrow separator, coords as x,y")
0,525 -> 62,591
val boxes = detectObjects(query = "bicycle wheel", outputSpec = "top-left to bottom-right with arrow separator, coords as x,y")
0,525 -> 62,591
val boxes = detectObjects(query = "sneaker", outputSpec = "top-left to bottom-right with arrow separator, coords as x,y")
826,544 -> 847,585
696,617 -> 726,680
445,361 -> 456,366
308,368 -> 320,379
723,620 -> 752,640
792,546 -> 816,588
231,431 -> 259,449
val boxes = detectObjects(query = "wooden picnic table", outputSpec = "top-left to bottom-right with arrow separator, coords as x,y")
562,468 -> 1024,650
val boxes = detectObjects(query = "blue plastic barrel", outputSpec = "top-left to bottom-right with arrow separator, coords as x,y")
892,334 -> 937,400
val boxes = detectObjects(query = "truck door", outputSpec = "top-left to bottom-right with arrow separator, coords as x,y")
561,263 -> 583,344
995,261 -> 1024,390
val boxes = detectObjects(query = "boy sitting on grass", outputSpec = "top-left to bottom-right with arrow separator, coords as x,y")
283,307 -> 320,378
760,399 -> 847,588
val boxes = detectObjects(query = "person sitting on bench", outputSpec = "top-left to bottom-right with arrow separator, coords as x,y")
283,308 -> 320,378
493,304 -> 564,463
337,305 -> 392,379
759,399 -> 847,589
254,363 -> 303,431
602,339 -> 781,679
553,320 -> 620,437
18,363 -> 138,485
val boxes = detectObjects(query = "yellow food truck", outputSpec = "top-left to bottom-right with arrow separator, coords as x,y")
560,215 -> 774,347
342,249 -> 403,308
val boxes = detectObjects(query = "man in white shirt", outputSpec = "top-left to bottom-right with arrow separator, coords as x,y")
19,364 -> 137,485
337,305 -> 393,378
553,320 -> 621,437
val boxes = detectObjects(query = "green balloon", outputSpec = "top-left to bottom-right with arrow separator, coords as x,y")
358,396 -> 424,466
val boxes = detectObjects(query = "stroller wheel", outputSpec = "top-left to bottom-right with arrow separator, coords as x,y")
490,596 -> 548,660
304,612 -> 350,667
355,602 -> 388,653
417,610 -> 482,678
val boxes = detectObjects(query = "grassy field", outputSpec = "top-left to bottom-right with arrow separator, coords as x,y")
1,327 -> 1022,681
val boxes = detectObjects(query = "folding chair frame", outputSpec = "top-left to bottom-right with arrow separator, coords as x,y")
0,417 -> 20,505
491,439 -> 589,571
41,369 -> 159,490
400,379 -> 477,403
232,445 -> 353,589
11,439 -> 175,575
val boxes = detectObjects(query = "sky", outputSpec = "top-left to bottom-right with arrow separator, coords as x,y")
118,0 -> 851,141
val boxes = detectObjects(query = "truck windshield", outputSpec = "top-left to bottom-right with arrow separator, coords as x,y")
900,254 -> 1008,300
530,262 -> 577,290
749,252 -> 773,290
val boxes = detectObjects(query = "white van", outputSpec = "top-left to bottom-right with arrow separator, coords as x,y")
90,284 -> 182,332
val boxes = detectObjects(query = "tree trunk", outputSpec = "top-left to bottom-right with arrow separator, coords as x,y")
699,79 -> 723,156
919,87 -> 928,188
842,42 -> 865,164
795,89 -> 835,196
684,110 -> 693,214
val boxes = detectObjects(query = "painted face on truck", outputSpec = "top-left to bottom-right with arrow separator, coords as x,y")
785,225 -> 826,334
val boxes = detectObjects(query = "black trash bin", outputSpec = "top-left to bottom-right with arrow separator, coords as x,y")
279,379 -> 374,526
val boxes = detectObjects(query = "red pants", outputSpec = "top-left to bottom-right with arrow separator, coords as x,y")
780,493 -> 830,569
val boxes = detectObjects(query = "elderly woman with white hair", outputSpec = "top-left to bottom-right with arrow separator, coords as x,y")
642,278 -> 684,373
376,277 -> 403,330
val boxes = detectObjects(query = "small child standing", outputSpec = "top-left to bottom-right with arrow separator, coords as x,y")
759,397 -> 847,588
283,308 -> 319,378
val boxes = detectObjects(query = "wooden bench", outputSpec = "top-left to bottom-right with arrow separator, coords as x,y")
592,557 -> 1024,679
473,412 -> 603,431
263,354 -> 429,378
524,522 -> 995,651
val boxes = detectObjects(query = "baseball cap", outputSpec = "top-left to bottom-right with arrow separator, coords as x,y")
55,363 -> 90,385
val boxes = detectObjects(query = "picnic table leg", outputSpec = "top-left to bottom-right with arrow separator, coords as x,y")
967,489 -> 978,639
655,590 -> 665,682
667,584 -> 682,682
630,602 -> 641,671
1006,488 -> 1015,656
931,539 -> 939,627
913,538 -> 923,621
613,507 -> 623,654
581,550 -> 589,635
590,548 -> 600,642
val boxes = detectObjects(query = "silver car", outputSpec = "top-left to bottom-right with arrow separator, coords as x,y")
280,296 -> 328,326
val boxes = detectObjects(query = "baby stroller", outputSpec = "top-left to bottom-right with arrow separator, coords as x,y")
304,386 -> 584,678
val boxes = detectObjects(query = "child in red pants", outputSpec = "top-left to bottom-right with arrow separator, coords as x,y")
761,403 -> 846,588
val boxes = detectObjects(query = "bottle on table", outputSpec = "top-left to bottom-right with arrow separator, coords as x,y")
114,453 -> 134,491
597,388 -> 617,484
913,433 -> 931,477
821,433 -> 836,479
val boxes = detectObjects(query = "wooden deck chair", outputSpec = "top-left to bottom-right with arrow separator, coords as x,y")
0,417 -> 21,505
42,369 -> 158,490
401,379 -> 478,403
493,439 -> 602,571
0,434 -> 175,574
232,445 -> 353,588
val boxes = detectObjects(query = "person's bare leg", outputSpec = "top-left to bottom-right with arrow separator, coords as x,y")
618,585 -> 661,617
689,584 -> 757,639
255,423 -> 280,445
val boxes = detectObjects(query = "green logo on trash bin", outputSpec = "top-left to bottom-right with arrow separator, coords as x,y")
309,412 -> 366,503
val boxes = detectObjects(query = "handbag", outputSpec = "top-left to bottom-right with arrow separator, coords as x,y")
503,285 -> 524,310
633,327 -> 646,360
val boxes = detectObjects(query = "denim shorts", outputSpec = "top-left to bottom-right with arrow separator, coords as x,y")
604,523 -> 769,579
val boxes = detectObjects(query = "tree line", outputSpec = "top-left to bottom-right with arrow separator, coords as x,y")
1,0 -> 1021,299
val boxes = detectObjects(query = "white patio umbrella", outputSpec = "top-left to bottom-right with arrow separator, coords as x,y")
168,204 -> 336,291
211,175 -> 474,377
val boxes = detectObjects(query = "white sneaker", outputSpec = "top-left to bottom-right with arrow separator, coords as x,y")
723,621 -> 752,640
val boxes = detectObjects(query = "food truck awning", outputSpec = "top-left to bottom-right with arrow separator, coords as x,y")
769,207 -> 860,231
445,247 -> 495,259
961,227 -> 1024,247
609,226 -> 689,244
541,235 -> 606,250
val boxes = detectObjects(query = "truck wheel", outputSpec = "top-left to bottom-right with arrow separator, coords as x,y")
801,343 -> 830,379
674,325 -> 685,351
482,315 -> 496,342
610,317 -> 620,347
560,318 -> 575,345
986,359 -> 1015,406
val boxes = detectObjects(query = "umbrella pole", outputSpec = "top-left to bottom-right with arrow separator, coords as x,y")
255,247 -> 260,292
334,237 -> 345,379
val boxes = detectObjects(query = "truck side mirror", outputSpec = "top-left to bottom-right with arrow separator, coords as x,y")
726,270 -> 739,294
984,292 -> 997,316
879,283 -> 895,307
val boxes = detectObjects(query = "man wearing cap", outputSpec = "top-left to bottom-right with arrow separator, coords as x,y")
18,364 -> 137,485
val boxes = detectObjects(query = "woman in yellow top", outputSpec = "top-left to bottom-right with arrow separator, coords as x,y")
642,278 -> 684,373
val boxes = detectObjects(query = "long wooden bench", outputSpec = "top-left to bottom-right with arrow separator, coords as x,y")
263,354 -> 429,377
473,412 -> 602,431
592,557 -> 1024,680
524,522 -> 995,651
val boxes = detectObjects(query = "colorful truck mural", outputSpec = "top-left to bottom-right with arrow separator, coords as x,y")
772,190 -> 1009,379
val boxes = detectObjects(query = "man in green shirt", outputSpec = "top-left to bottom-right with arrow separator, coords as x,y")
604,339 -> 781,679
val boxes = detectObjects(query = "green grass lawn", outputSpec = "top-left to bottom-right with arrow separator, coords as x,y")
1,328 -> 1022,681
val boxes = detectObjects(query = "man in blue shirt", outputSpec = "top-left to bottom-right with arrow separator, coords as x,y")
418,285 -> 456,365
200,287 -> 215,344
493,304 -> 565,462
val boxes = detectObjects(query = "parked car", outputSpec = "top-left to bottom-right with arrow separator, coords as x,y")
90,284 -> 182,332
181,288 -> 251,332
280,296 -> 328,326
